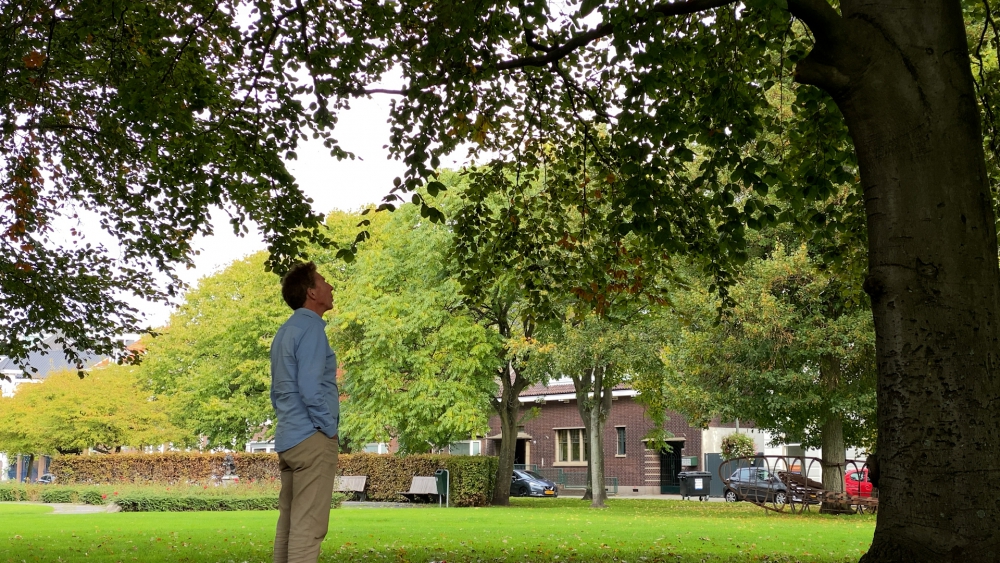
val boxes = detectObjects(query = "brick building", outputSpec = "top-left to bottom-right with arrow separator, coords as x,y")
482,380 -> 737,496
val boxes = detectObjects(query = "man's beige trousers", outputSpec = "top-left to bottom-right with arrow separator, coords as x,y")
273,432 -> 339,563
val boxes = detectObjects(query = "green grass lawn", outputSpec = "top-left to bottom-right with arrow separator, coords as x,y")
0,498 -> 874,562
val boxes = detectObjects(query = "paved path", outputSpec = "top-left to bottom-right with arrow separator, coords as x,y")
1,501 -> 111,514
341,501 -> 432,509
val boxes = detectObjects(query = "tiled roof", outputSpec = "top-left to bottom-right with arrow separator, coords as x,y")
520,380 -> 632,397
0,334 -> 118,378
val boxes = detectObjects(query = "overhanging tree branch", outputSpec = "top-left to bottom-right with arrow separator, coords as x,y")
496,0 -> 737,71
786,0 -> 844,46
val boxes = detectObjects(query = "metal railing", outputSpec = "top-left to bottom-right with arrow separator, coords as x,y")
533,469 -> 618,495
513,464 -> 538,472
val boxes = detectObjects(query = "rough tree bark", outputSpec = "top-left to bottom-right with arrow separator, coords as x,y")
491,360 -> 530,506
790,0 -> 1000,559
587,381 -> 612,508
573,366 -> 613,508
574,370 -> 595,502
819,355 -> 851,514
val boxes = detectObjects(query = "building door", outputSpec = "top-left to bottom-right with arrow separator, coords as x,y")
659,441 -> 685,494
705,453 -> 725,498
515,439 -> 527,465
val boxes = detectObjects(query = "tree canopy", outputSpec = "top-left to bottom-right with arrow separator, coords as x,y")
331,187 -> 502,453
2,0 -> 337,366
0,363 -> 183,454
139,251 -> 288,449
663,244 -> 877,451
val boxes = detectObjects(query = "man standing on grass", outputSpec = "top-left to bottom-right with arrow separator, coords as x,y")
270,261 -> 339,563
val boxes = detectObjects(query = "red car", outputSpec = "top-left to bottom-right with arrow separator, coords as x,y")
845,468 -> 874,497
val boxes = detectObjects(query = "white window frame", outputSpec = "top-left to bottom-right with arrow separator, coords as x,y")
447,440 -> 482,456
363,442 -> 390,454
555,428 -> 588,466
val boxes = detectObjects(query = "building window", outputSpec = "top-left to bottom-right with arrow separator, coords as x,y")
448,440 -> 482,456
556,429 -> 588,463
363,442 -> 389,454
617,427 -> 626,456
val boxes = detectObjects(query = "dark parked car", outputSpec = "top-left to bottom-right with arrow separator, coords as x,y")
511,470 -> 558,497
724,467 -> 788,504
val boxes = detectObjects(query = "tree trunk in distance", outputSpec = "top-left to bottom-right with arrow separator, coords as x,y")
819,356 -> 850,514
589,367 -> 611,508
492,362 -> 525,506
588,401 -> 608,507
574,370 -> 594,501
580,465 -> 593,501
819,417 -> 850,514
794,1 -> 1000,559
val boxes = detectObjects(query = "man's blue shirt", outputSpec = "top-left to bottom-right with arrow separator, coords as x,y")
270,308 -> 339,453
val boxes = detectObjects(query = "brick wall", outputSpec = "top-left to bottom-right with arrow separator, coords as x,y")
486,396 -> 706,492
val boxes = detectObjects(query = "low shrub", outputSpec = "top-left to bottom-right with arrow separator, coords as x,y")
114,492 -> 346,512
39,487 -> 76,503
0,485 -> 27,502
77,489 -> 108,505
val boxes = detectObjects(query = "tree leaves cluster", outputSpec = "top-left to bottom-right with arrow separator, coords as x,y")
0,364 -> 183,455
2,0 -> 344,366
662,244 -> 877,452
139,252 -> 290,450
330,186 -> 503,453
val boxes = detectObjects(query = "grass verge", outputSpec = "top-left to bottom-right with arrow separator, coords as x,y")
0,497 -> 874,562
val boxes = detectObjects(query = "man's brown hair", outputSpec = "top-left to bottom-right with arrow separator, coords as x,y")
281,262 -> 317,310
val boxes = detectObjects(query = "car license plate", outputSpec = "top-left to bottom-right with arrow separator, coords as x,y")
544,490 -> 554,495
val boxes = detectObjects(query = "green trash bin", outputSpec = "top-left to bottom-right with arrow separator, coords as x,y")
434,469 -> 450,507
678,471 -> 711,501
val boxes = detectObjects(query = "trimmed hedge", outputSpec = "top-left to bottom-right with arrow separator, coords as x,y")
39,488 -> 75,503
0,485 -> 27,501
51,452 -> 498,506
51,452 -> 227,484
339,454 -> 498,507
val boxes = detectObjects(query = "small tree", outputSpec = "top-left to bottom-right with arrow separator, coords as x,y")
0,365 -> 183,455
664,244 -> 877,509
331,197 -> 501,453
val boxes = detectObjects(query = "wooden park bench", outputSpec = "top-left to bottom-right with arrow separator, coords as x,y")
335,475 -> 368,501
398,476 -> 439,503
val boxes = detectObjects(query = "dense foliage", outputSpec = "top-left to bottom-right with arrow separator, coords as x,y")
331,188 -> 501,453
139,252 -> 288,449
0,364 -> 183,454
663,245 -> 877,451
2,0 -> 341,366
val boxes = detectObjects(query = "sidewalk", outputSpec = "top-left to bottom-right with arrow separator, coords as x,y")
1,501 -> 112,514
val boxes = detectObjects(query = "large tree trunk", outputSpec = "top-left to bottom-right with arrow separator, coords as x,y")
819,356 -> 850,514
793,1 -> 1000,559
